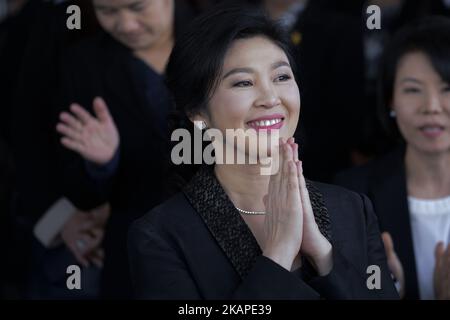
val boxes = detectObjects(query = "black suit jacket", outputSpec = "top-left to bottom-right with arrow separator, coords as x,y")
128,166 -> 399,299
334,146 -> 420,299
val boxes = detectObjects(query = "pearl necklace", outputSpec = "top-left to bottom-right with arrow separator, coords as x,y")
235,206 -> 266,215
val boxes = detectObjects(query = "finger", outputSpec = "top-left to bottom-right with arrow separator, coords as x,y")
93,97 -> 113,124
280,142 -> 292,198
88,228 -> 105,245
287,137 -> 294,149
445,244 -> 450,279
286,160 -> 300,204
96,248 -> 105,260
59,112 -> 83,131
272,138 -> 285,194
89,256 -> 103,268
69,242 -> 90,267
70,103 -> 94,125
382,232 -> 394,255
78,233 -> 101,256
435,242 -> 445,268
78,217 -> 98,233
56,123 -> 82,141
61,137 -> 85,154
292,143 -> 299,163
263,194 -> 268,208
88,248 -> 104,268
298,162 -> 312,215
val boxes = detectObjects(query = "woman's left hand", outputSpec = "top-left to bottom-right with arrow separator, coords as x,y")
287,138 -> 333,276
434,242 -> 450,300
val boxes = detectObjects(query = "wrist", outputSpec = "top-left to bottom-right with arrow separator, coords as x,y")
263,244 -> 298,271
306,239 -> 333,276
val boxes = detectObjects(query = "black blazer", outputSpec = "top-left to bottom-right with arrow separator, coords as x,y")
128,166 -> 399,299
334,146 -> 420,299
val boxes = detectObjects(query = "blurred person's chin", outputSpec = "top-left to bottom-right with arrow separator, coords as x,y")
116,34 -> 155,51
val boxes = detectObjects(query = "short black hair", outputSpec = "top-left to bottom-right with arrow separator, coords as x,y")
378,16 -> 450,139
166,4 -> 296,125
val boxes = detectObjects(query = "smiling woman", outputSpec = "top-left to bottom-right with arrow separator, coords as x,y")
127,5 -> 399,300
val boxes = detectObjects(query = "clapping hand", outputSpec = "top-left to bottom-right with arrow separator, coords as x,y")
56,97 -> 119,165
434,242 -> 450,300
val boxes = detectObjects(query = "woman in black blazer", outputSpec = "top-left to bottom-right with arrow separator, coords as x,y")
128,6 -> 398,300
335,17 -> 450,300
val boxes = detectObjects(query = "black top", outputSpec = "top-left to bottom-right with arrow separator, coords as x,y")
334,146 -> 420,299
128,166 -> 399,299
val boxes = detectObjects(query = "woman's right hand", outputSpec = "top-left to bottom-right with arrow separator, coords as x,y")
262,139 -> 303,271
56,97 -> 119,166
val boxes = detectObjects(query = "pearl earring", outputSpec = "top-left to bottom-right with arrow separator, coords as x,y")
389,110 -> 396,118
195,121 -> 207,130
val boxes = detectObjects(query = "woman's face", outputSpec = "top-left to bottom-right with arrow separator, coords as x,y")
202,36 -> 300,156
392,51 -> 450,154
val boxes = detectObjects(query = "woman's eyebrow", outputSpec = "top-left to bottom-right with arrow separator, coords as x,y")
271,60 -> 291,69
401,77 -> 422,84
222,61 -> 291,80
222,67 -> 254,80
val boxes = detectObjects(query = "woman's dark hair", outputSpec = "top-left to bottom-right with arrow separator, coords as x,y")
164,4 -> 297,191
378,16 -> 450,140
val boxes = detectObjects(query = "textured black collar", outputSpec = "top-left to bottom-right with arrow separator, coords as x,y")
183,166 -> 332,279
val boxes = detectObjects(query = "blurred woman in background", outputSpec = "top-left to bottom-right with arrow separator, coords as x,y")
336,17 -> 450,300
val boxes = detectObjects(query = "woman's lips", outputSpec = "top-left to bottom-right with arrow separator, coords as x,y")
247,117 -> 284,131
419,125 -> 445,138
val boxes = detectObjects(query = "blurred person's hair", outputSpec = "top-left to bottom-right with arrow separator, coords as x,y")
378,16 -> 450,141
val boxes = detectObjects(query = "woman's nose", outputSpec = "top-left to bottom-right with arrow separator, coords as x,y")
116,12 -> 140,34
421,92 -> 443,114
255,85 -> 281,109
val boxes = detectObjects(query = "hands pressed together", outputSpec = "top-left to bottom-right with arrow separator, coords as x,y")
262,137 -> 333,275
61,203 -> 110,268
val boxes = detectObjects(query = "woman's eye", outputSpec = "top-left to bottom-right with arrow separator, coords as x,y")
130,3 -> 146,12
99,8 -> 116,15
233,80 -> 253,88
275,74 -> 291,82
403,87 -> 421,94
